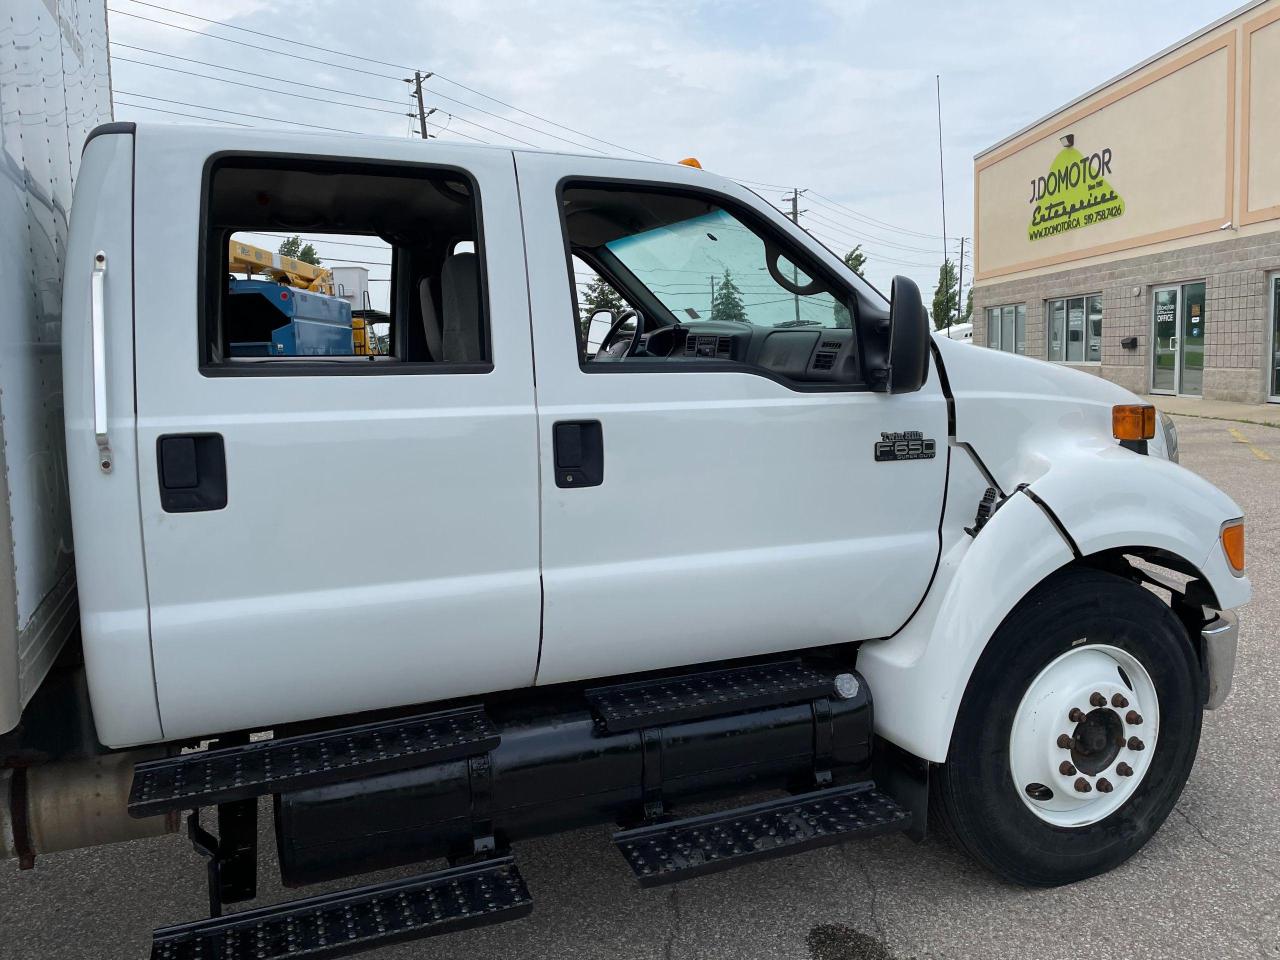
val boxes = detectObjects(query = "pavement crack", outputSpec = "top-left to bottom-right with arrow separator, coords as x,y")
846,844 -> 887,942
662,884 -> 683,960
1173,804 -> 1280,883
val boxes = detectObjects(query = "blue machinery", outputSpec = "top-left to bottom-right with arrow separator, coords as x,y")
226,279 -> 354,357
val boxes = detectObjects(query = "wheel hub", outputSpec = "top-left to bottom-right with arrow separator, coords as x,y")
1009,644 -> 1160,827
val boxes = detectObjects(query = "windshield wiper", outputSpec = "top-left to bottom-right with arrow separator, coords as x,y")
774,319 -> 821,327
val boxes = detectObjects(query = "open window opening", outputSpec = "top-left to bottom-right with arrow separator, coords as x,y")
561,183 -> 864,386
203,158 -> 490,372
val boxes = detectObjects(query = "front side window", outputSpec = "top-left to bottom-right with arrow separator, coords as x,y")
562,184 -> 865,387
204,158 -> 489,372
1047,294 -> 1102,363
985,303 -> 1025,354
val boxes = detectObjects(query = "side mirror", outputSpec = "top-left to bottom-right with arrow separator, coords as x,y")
884,276 -> 930,394
585,309 -> 615,356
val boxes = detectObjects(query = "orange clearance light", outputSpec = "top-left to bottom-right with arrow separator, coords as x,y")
677,157 -> 702,169
1113,404 -> 1156,441
1221,520 -> 1245,574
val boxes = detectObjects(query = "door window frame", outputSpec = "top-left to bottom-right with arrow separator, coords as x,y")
1150,280 -> 1206,397
197,151 -> 494,378
554,175 -> 882,394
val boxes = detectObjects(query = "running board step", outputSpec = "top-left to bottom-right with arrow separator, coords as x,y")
151,855 -> 531,960
585,659 -> 836,734
130,706 -> 499,818
614,782 -> 910,887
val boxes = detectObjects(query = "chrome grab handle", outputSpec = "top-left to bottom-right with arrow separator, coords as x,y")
1168,335 -> 1179,352
90,251 -> 111,473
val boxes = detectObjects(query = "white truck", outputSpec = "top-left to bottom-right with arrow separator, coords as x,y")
0,12 -> 1251,959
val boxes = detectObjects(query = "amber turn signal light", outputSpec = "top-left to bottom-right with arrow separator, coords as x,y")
1113,404 -> 1156,441
677,157 -> 703,168
1221,521 -> 1245,574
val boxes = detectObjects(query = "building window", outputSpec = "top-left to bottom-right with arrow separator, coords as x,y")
985,304 -> 1025,354
1047,294 -> 1102,363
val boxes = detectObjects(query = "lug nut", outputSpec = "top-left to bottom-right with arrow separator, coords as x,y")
1111,693 -> 1129,708
1116,762 -> 1134,777
1126,711 -> 1143,725
1057,734 -> 1073,749
1069,708 -> 1086,723
1059,761 -> 1077,776
1128,737 -> 1145,751
1090,692 -> 1107,707
1097,778 -> 1114,793
1074,778 -> 1092,793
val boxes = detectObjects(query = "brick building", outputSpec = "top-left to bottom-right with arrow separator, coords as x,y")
972,0 -> 1280,404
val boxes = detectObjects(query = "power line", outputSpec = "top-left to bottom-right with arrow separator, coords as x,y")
112,56 -> 410,117
115,90 -> 368,134
806,191 -> 945,241
114,98 -> 248,126
801,210 -> 943,255
803,197 -> 946,250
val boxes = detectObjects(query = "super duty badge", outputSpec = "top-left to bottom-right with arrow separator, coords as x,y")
875,430 -> 937,462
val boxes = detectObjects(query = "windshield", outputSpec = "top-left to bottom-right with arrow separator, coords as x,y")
605,209 -> 850,329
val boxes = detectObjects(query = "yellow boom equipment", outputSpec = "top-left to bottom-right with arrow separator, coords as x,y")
228,239 -> 336,295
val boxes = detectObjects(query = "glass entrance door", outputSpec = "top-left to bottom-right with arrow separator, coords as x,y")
1152,287 -> 1179,394
1151,282 -> 1206,396
1270,276 -> 1279,402
1180,282 -> 1205,397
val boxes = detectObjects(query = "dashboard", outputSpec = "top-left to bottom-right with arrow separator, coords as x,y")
632,321 -> 861,385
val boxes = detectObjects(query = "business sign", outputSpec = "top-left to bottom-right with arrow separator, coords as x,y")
1028,145 -> 1124,241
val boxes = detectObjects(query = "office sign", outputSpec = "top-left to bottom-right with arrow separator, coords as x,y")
1028,145 -> 1125,241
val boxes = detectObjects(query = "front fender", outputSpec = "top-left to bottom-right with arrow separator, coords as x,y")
858,479 -> 1074,763
1028,443 -> 1250,612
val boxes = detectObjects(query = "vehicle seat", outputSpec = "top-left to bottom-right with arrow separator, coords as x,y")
440,253 -> 483,362
417,277 -> 443,362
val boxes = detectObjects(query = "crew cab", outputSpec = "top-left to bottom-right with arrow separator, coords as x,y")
1,122 -> 1249,959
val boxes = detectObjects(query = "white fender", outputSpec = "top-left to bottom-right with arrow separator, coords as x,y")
858,453 -> 1075,763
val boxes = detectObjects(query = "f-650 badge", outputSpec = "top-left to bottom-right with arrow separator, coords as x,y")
875,430 -> 937,462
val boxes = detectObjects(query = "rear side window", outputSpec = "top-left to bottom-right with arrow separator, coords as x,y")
202,157 -> 490,373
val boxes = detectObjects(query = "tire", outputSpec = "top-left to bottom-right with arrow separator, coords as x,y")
934,566 -> 1202,886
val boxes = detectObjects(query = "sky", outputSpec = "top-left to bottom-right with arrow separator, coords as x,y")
109,0 -> 1244,304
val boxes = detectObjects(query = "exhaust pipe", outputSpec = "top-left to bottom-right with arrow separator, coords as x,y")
2,752 -> 179,868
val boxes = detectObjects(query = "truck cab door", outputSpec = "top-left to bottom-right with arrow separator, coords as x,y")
130,131 -> 541,740
515,152 -> 949,685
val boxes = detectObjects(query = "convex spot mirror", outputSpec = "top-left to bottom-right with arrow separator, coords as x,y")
885,276 -> 930,394
586,309 -> 615,356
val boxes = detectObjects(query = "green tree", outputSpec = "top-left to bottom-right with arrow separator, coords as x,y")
963,286 -> 973,324
579,276 -> 626,336
842,245 -> 867,278
931,259 -> 959,331
709,270 -> 747,323
278,235 -> 322,266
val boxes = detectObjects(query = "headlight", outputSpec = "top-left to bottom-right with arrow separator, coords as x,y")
1159,411 -> 1179,463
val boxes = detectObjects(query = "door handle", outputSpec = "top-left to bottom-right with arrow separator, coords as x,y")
90,251 -> 111,473
553,421 -> 603,488
157,434 -> 228,512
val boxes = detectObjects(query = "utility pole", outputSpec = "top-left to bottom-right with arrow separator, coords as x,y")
407,71 -> 436,139
782,188 -> 808,324
953,236 -> 966,335
709,274 -> 716,312
936,75 -> 949,288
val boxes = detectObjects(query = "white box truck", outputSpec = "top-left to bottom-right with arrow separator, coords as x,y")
1,4 -> 1251,958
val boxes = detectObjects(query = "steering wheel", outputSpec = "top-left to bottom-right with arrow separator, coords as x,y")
594,308 -> 646,360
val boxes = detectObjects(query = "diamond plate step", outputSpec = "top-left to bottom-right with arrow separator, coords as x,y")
130,706 -> 498,818
585,660 -> 835,734
150,855 -> 531,960
614,782 -> 911,886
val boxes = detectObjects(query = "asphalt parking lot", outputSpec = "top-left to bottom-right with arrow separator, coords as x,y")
2,414 -> 1277,960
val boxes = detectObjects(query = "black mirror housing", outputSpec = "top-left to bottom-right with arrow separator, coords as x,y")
885,276 -> 930,394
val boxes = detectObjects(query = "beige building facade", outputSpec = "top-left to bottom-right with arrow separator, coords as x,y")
972,0 -> 1280,403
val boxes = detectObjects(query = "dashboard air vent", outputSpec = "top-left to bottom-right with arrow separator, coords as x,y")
813,351 -> 837,371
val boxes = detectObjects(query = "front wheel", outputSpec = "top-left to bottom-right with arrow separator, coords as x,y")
934,567 -> 1202,886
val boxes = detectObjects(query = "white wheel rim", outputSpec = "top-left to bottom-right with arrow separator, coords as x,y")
1009,643 -> 1160,827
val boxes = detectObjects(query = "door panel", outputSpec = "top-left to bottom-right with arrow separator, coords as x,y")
1151,287 -> 1179,394
1180,282 -> 1205,397
131,133 -> 541,740
515,152 -> 948,685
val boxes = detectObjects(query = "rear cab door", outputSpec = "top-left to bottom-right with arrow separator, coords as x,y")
131,128 -> 541,740
515,151 -> 949,685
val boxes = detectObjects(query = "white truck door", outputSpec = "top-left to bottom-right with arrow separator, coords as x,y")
516,152 -> 949,685
131,130 -> 541,740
